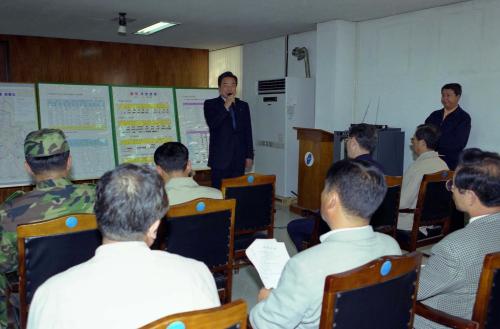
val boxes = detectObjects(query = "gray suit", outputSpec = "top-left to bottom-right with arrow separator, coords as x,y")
249,226 -> 402,329
414,212 -> 500,329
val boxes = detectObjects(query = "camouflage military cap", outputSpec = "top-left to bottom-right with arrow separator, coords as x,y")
24,129 -> 70,158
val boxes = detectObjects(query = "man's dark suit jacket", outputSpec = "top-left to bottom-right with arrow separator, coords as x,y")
204,96 -> 254,171
425,105 -> 471,170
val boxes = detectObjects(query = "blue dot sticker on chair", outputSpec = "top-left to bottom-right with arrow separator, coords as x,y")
166,321 -> 186,329
196,201 -> 206,212
247,175 -> 255,184
380,260 -> 392,276
65,216 -> 78,228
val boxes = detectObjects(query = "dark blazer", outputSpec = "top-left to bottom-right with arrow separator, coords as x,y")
204,96 -> 254,170
425,106 -> 471,170
355,154 -> 386,174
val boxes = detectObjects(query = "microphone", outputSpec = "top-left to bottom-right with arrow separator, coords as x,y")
227,93 -> 236,106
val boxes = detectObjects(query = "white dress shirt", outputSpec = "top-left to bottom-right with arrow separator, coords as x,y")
28,241 -> 220,329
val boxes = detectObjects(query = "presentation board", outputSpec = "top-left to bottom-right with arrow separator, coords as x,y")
0,84 -> 216,187
111,86 -> 178,165
175,88 -> 218,170
38,83 -> 116,180
0,83 -> 39,187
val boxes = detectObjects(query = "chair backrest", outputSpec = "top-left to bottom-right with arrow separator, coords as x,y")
319,252 -> 422,329
472,252 -> 500,329
161,198 -> 235,269
415,170 -> 454,225
17,213 -> 101,328
371,176 -> 403,237
156,198 -> 235,303
221,174 -> 275,235
139,299 -> 247,329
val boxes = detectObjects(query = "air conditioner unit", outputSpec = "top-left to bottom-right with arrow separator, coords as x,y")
252,77 -> 315,197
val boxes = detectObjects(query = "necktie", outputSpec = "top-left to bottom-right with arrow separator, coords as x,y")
229,106 -> 237,129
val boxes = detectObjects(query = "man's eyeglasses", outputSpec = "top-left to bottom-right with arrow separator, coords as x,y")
445,179 -> 454,191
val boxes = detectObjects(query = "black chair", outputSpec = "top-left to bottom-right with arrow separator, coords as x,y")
139,299 -> 247,329
154,198 -> 236,304
371,175 -> 403,238
397,170 -> 454,251
13,214 -> 101,329
416,251 -> 500,329
319,252 -> 422,329
221,174 -> 275,268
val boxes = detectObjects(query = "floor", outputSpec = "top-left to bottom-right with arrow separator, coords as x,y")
231,204 -> 434,310
232,203 -> 298,309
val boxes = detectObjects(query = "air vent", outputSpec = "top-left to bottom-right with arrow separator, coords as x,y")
258,79 -> 285,95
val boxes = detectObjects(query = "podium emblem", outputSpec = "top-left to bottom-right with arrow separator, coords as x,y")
304,152 -> 314,167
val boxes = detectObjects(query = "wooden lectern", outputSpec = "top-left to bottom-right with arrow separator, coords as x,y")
290,128 -> 335,215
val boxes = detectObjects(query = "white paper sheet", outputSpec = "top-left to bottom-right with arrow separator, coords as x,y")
246,238 -> 290,289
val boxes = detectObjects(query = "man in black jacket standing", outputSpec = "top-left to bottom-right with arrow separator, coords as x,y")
425,83 -> 471,170
204,71 -> 254,188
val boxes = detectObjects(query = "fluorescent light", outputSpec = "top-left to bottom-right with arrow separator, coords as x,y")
134,22 -> 178,35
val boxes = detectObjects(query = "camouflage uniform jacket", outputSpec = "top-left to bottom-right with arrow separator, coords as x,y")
0,177 -> 95,327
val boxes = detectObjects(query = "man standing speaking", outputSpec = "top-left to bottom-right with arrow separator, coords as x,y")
204,71 -> 254,188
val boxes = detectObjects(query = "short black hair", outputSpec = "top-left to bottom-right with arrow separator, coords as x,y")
25,151 -> 70,175
454,148 -> 500,207
217,71 -> 238,87
95,164 -> 169,241
324,159 -> 387,220
154,142 -> 188,173
415,124 -> 441,150
441,83 -> 462,96
348,123 -> 378,153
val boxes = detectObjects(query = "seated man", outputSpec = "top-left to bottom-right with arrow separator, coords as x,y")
251,159 -> 401,329
345,123 -> 385,173
0,129 -> 95,327
397,124 -> 448,231
27,164 -> 220,329
154,142 -> 222,206
287,123 -> 384,252
414,148 -> 500,329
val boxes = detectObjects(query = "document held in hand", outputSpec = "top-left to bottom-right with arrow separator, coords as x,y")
245,238 -> 290,289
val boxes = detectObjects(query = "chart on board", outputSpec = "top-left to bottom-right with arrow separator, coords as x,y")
0,83 -> 38,187
175,88 -> 218,170
38,83 -> 116,180
111,86 -> 178,165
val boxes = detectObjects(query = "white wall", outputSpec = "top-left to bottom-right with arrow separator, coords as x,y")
242,30 -> 317,100
241,0 -> 500,172
315,20 -> 356,131
242,37 -> 286,100
355,0 -> 500,168
209,46 -> 243,95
